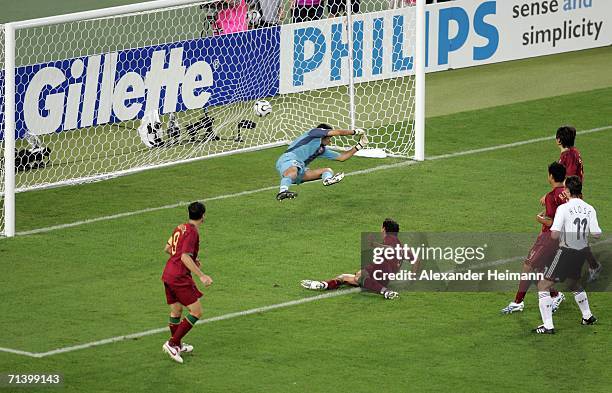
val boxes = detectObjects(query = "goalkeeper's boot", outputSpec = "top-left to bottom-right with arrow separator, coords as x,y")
300,280 -> 327,290
383,290 -> 399,300
501,301 -> 524,314
532,325 -> 555,334
323,172 -> 344,186
551,292 -> 565,313
276,190 -> 298,201
581,315 -> 597,325
180,343 -> 194,353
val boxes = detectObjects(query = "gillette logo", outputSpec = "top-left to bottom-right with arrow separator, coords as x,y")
23,47 -> 213,135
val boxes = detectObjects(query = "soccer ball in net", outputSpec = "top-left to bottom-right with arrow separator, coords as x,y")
254,100 -> 272,117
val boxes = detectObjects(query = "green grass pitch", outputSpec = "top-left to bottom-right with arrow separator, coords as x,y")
1,3 -> 612,393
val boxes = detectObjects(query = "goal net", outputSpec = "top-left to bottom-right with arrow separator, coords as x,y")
0,0 -> 424,236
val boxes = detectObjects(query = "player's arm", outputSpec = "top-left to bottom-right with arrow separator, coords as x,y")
536,214 -> 553,227
335,147 -> 358,162
549,208 -> 564,240
181,253 -> 213,286
589,211 -> 602,239
164,236 -> 173,255
539,194 -> 547,206
325,129 -> 361,137
330,133 -> 369,162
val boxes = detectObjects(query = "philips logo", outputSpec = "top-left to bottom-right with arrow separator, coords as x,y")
22,47 -> 214,135
280,10 -> 416,93
293,15 -> 413,87
279,4 -> 501,93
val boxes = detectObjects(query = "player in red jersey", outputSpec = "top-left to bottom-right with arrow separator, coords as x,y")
556,125 -> 583,182
300,218 -> 413,299
501,162 -> 567,314
161,202 -> 213,364
549,125 -> 601,281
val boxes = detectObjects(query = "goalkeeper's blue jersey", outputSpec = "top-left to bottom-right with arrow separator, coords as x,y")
282,128 -> 340,165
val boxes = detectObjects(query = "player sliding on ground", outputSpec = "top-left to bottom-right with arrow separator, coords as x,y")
533,176 -> 601,334
501,162 -> 567,314
161,202 -> 213,364
301,218 -> 411,299
275,123 -> 368,201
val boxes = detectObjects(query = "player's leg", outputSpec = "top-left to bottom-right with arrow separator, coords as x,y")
168,302 -> 195,353
169,302 -> 183,336
564,250 -> 598,325
504,238 -> 562,314
502,262 -> 531,314
281,166 -> 298,190
359,269 -> 398,299
170,299 -> 202,353
302,167 -> 345,186
564,279 -> 596,325
162,283 -> 185,363
164,285 -> 203,362
534,278 -> 556,334
276,159 -> 299,200
301,273 -> 357,290
585,247 -> 602,282
302,167 -> 331,182
533,247 -> 567,333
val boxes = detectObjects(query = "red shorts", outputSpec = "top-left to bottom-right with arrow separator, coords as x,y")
525,233 -> 558,271
164,282 -> 203,306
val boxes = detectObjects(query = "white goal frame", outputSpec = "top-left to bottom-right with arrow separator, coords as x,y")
2,0 -> 425,237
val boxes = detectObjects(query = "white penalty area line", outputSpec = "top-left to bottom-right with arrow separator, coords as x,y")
1,288 -> 360,358
10,125 -> 612,238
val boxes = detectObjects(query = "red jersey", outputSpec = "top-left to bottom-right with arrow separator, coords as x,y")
162,223 -> 200,286
365,234 -> 404,282
541,186 -> 567,233
559,147 -> 583,182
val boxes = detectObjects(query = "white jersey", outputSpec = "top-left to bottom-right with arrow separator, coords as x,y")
550,198 -> 602,250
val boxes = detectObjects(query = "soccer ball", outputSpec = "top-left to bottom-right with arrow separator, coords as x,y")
254,100 -> 272,117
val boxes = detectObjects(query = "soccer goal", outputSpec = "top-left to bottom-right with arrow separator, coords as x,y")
0,0 -> 424,236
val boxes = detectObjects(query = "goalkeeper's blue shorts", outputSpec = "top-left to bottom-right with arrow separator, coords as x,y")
276,154 -> 307,184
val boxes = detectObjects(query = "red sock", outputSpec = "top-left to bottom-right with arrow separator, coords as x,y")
325,279 -> 341,290
550,288 -> 559,297
169,315 -> 198,347
168,316 -> 181,336
514,279 -> 531,303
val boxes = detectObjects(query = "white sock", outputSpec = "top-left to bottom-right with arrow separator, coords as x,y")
279,185 -> 288,193
538,291 -> 554,329
573,290 -> 593,319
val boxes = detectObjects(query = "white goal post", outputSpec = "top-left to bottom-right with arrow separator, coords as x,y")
1,0 -> 425,237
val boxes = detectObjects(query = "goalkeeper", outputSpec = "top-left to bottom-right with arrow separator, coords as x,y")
275,123 -> 368,201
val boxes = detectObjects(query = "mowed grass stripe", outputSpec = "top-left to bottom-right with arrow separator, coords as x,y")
9,124 -> 611,238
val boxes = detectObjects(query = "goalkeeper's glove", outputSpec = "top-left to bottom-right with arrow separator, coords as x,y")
355,133 -> 369,151
353,128 -> 365,136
